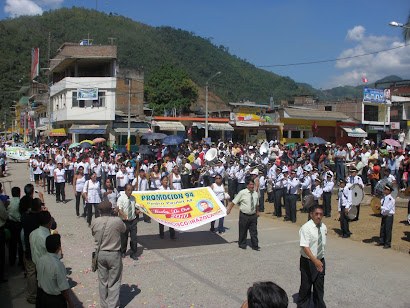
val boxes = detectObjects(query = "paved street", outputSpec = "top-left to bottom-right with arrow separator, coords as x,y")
1,161 -> 410,308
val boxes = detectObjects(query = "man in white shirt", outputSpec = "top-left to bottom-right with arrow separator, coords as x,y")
297,204 -> 327,308
116,165 -> 129,192
29,211 -> 52,265
375,184 -> 395,249
322,174 -> 334,218
133,169 -> 151,223
338,179 -> 352,238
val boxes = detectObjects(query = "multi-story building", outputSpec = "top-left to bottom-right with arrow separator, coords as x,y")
48,42 -> 147,145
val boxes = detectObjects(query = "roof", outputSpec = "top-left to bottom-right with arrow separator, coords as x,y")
18,96 -> 30,106
282,107 -> 350,121
229,102 -> 270,108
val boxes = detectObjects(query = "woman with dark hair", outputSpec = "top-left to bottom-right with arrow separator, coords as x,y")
73,166 -> 86,218
54,162 -> 66,203
241,281 -> 288,308
82,172 -> 102,227
149,164 -> 161,190
101,178 -> 119,213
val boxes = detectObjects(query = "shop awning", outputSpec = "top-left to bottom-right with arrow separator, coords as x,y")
235,121 -> 259,127
50,128 -> 68,136
155,121 -> 185,131
209,123 -> 234,131
69,124 -> 107,134
342,127 -> 367,138
114,127 -> 149,134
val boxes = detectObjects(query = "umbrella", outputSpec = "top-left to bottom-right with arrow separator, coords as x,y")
61,140 -> 71,146
305,137 -> 327,145
141,132 -> 167,140
383,139 -> 401,148
44,138 -> 54,145
93,137 -> 106,144
162,135 -> 185,145
138,148 -> 154,155
80,142 -> 92,149
80,139 -> 95,145
69,142 -> 80,149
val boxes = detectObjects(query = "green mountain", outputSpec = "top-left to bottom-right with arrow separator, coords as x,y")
0,6 -> 314,115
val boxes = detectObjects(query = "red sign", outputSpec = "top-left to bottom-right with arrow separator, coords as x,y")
150,204 -> 192,215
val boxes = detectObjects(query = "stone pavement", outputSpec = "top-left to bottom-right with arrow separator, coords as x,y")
1,161 -> 410,308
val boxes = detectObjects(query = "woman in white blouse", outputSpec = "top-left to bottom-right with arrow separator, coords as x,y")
82,172 -> 102,227
54,162 -> 66,203
150,164 -> 161,190
169,166 -> 182,190
73,166 -> 86,218
158,176 -> 176,239
210,174 -> 227,234
101,178 -> 119,215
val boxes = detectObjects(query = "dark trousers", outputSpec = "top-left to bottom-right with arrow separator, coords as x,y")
297,256 -> 326,308
259,189 -> 265,212
238,212 -> 258,249
379,215 -> 393,247
371,178 -> 378,195
274,189 -> 283,217
55,182 -> 65,201
228,179 -> 237,201
75,192 -> 86,216
355,204 -> 360,220
340,206 -> 350,236
362,166 -> 368,184
6,221 -> 23,266
66,170 -> 73,185
203,176 -> 210,187
237,183 -> 246,193
159,224 -> 176,238
288,194 -> 298,222
85,203 -> 100,225
46,176 -> 54,194
109,175 -> 116,188
323,192 -> 332,217
0,227 -> 5,279
284,193 -> 290,219
36,287 -> 67,308
181,174 -> 190,189
210,217 -> 225,233
121,218 -> 138,255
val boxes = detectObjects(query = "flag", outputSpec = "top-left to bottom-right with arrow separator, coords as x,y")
147,127 -> 152,133
362,77 -> 368,83
31,48 -> 39,80
312,121 -> 317,130
187,126 -> 192,136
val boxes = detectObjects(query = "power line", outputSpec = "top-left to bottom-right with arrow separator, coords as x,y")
257,44 -> 409,68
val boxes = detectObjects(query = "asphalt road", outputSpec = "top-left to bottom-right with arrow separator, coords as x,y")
1,162 -> 409,308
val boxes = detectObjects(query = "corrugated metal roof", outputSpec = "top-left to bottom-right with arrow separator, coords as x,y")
18,96 -> 30,106
283,108 -> 349,120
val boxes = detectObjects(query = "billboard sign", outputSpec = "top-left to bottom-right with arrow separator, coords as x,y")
77,88 -> 98,100
363,87 -> 385,104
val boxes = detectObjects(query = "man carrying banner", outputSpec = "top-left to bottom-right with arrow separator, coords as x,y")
227,178 -> 260,251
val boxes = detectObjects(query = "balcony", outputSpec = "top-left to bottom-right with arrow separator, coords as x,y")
50,77 -> 116,96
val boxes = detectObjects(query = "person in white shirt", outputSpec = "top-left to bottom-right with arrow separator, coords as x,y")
322,174 -> 334,217
383,168 -> 396,185
375,184 -> 395,249
286,170 -> 300,223
116,165 -> 129,192
82,172 -> 102,227
311,178 -> 323,208
157,176 -> 176,239
108,158 -> 117,188
54,163 -> 66,203
338,179 -> 352,238
273,167 -> 284,218
43,159 -> 55,195
32,156 -> 42,186
297,204 -> 327,308
92,159 -> 102,183
258,171 -> 266,213
133,169 -> 151,223
236,165 -> 246,192
126,161 -> 135,185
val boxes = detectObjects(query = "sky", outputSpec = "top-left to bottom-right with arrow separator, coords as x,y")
2,0 -> 410,89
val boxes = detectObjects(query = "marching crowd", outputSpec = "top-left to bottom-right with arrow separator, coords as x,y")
0,137 -> 408,307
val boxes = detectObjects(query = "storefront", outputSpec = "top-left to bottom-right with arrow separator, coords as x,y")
69,124 -> 108,143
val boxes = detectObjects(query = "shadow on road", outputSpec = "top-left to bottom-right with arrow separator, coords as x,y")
332,228 -> 342,236
401,231 -> 410,242
362,236 -> 379,244
138,230 -> 229,250
119,284 -> 141,307
399,220 -> 409,226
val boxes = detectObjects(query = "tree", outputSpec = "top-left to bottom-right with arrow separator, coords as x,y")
144,63 -> 198,115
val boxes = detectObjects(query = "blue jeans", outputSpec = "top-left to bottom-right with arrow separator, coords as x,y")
210,217 -> 225,233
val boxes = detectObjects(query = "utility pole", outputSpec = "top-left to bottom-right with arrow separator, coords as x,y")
127,78 -> 132,151
205,72 -> 221,139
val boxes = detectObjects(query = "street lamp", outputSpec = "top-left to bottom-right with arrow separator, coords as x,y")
205,71 -> 221,139
389,21 -> 410,29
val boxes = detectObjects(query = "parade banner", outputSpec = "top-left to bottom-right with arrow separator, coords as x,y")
77,88 -> 98,100
131,187 -> 227,231
6,147 -> 40,161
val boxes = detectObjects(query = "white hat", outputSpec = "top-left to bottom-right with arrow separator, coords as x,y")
249,146 -> 254,150
251,169 -> 259,175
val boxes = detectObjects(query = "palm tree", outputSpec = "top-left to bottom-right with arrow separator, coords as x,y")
404,13 -> 410,42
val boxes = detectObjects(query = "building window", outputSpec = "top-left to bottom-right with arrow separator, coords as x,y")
325,106 -> 332,111
72,91 -> 105,108
291,131 -> 300,138
364,104 -> 379,121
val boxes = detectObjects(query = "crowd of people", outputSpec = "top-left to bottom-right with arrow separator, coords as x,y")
0,136 -> 408,307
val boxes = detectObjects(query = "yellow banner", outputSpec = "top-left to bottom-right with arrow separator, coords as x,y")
131,187 -> 226,231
